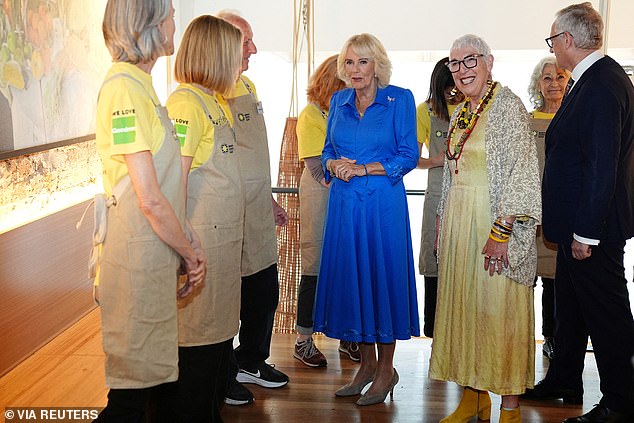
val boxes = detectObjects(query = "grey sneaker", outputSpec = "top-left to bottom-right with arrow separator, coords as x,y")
293,338 -> 327,367
339,340 -> 361,362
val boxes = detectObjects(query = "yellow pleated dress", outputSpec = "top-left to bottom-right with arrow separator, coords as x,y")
429,95 -> 535,396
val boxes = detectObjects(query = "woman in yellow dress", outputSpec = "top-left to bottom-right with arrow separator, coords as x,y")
429,34 -> 541,423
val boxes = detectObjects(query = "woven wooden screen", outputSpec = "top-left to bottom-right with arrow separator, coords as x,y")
273,117 -> 303,333
273,0 -> 313,333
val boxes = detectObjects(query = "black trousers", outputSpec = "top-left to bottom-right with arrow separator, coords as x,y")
233,264 -> 280,371
175,340 -> 232,422
539,277 -> 556,338
94,385 -> 172,423
136,341 -> 232,423
545,241 -> 634,413
295,275 -> 318,334
423,276 -> 438,338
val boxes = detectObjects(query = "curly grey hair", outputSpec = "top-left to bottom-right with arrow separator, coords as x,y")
528,56 -> 559,110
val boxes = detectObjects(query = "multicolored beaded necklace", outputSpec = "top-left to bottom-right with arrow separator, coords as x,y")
446,80 -> 497,174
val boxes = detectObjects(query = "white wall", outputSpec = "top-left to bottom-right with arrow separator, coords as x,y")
172,0 -> 634,51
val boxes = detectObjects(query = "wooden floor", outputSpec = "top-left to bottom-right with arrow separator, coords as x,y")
0,308 -> 604,423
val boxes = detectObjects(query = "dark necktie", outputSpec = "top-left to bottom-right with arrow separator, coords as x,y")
563,78 -> 574,99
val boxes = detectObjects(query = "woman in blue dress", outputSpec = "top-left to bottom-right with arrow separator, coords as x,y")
313,33 -> 420,406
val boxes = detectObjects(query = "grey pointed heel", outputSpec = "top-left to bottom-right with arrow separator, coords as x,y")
335,376 -> 373,397
356,369 -> 399,406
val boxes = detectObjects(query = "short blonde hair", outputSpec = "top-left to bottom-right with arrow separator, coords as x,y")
102,0 -> 171,63
307,55 -> 345,111
174,15 -> 242,96
337,33 -> 392,88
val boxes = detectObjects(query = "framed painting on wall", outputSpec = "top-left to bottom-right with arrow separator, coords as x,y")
0,0 -> 110,156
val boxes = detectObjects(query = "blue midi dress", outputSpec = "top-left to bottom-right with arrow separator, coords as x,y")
312,85 -> 421,344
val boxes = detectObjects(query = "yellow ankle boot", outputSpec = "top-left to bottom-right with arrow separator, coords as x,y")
440,387 -> 492,422
499,407 -> 521,423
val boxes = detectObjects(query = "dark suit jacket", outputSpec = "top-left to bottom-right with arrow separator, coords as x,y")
542,55 -> 634,244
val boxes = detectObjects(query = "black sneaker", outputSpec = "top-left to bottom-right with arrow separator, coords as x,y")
224,378 -> 254,406
237,362 -> 289,388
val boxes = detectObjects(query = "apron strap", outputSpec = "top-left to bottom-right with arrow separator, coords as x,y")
173,87 -> 230,124
76,176 -> 131,280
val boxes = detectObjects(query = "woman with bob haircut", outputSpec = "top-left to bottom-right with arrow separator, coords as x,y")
95,0 -> 205,420
165,14 -> 243,422
313,33 -> 420,406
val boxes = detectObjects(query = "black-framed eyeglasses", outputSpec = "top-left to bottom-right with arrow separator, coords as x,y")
545,32 -> 566,48
445,54 -> 485,73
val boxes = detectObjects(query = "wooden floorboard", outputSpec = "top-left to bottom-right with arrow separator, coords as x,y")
0,308 -> 603,422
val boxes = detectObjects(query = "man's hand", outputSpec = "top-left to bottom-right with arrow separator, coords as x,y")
272,196 -> 288,226
571,239 -> 592,260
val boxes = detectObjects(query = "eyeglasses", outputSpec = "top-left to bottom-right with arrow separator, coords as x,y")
445,54 -> 485,73
545,32 -> 566,48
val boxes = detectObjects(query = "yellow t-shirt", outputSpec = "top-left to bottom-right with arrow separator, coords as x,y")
166,83 -> 230,171
416,102 -> 459,149
216,75 -> 258,127
297,103 -> 328,160
96,62 -> 164,195
531,110 -> 555,120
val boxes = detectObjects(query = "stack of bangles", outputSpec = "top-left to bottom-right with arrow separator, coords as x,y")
489,218 -> 513,243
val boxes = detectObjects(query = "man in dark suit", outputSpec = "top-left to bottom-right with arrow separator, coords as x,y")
522,2 -> 634,423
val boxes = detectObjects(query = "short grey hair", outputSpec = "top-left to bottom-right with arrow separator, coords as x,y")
103,0 -> 172,63
337,33 -> 392,88
215,9 -> 243,21
450,34 -> 492,58
554,2 -> 603,50
528,56 -> 559,110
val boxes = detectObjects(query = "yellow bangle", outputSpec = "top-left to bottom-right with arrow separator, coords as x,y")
489,232 -> 509,243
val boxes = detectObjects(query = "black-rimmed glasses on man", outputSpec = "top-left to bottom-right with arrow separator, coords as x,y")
445,54 -> 485,73
545,32 -> 566,48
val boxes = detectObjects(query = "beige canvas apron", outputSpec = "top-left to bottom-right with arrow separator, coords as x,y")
530,115 -> 557,278
175,88 -> 244,345
419,105 -> 446,276
227,78 -> 277,276
98,73 -> 185,388
298,106 -> 329,275
299,167 -> 329,275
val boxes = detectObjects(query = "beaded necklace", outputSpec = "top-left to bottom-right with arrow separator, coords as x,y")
446,80 -> 497,174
